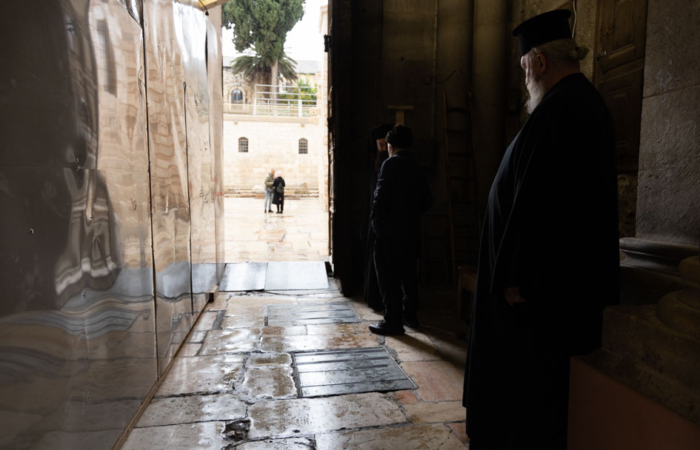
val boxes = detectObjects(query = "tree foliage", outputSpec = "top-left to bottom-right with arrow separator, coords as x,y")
223,0 -> 305,75
231,53 -> 298,81
279,78 -> 317,102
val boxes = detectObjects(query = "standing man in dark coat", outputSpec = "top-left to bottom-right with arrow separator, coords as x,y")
463,10 -> 619,449
369,125 -> 432,335
361,124 -> 393,311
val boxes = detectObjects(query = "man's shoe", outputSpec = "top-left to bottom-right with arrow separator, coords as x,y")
268,209 -> 273,212
368,321 -> 405,336
403,317 -> 420,328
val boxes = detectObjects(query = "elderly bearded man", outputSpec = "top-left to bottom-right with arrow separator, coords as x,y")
463,10 -> 619,450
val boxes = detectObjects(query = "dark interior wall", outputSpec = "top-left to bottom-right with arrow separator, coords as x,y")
0,1 -> 224,448
330,0 -> 474,291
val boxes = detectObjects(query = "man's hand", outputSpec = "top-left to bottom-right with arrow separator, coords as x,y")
504,287 -> 526,305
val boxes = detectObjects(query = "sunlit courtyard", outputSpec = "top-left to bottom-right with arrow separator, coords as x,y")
225,196 -> 330,262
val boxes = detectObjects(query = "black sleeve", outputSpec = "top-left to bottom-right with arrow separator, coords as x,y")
371,158 -> 397,234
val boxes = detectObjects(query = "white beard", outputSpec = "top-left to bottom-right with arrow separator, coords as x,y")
525,77 -> 546,114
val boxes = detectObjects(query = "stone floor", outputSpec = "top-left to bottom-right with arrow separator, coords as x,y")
225,197 -> 330,263
122,288 -> 469,449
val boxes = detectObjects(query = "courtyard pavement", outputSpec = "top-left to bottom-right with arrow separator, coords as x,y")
225,197 -> 330,263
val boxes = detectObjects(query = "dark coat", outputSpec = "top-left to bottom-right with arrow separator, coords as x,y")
272,177 -> 285,205
371,150 -> 432,241
464,74 -> 619,440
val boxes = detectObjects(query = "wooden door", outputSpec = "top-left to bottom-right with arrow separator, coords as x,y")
594,0 -> 648,173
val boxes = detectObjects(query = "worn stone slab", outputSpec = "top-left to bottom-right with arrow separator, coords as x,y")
248,393 -> 406,439
242,366 -> 297,401
236,437 -> 315,449
403,401 -> 465,423
178,344 -> 202,357
401,361 -> 464,402
33,429 -> 122,450
384,334 -> 440,362
186,330 -> 208,344
449,422 -> 470,446
193,311 -> 219,331
122,422 -> 228,450
267,302 -> 359,326
248,353 -> 293,367
391,390 -> 419,405
199,329 -> 260,355
261,334 -> 379,353
156,354 -> 245,397
264,261 -> 329,290
222,315 -> 265,329
262,326 -> 308,336
137,394 -> 247,427
315,423 -> 467,449
306,324 -> 358,335
221,262 -> 267,291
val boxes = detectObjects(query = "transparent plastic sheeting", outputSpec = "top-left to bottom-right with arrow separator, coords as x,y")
0,1 -> 224,448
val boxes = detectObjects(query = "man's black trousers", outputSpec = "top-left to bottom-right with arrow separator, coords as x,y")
373,234 -> 418,325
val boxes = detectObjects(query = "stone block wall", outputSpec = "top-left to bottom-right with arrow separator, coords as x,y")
223,115 -> 326,193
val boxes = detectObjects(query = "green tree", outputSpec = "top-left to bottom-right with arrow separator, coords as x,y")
223,0 -> 305,87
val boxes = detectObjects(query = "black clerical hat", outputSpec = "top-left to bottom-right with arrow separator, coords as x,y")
371,124 -> 393,141
513,10 -> 572,56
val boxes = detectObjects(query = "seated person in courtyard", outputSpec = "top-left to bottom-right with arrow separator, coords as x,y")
369,124 -> 432,336
463,10 -> 619,450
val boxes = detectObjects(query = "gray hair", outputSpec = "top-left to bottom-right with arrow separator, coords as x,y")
532,38 -> 589,69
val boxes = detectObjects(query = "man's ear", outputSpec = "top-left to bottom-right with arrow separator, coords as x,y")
536,52 -> 547,72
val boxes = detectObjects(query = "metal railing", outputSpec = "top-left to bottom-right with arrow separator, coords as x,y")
223,84 -> 318,118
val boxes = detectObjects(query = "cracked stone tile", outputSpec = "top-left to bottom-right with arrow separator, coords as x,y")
260,334 -> 379,352
403,401 -> 465,423
384,334 -> 440,362
156,354 -> 245,397
401,361 -> 464,402
178,344 -> 202,356
306,324 -> 358,335
448,422 -> 469,446
262,326 -> 308,336
248,353 -> 293,367
122,422 -> 228,450
315,423 -> 467,449
241,366 -> 297,401
248,393 -> 406,439
235,437 -> 315,449
222,316 -> 265,329
199,329 -> 260,355
136,394 -> 247,427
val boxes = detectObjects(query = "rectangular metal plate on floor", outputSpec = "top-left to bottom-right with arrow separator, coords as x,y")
220,263 -> 267,291
266,302 -> 360,326
292,348 -> 416,398
264,261 -> 329,291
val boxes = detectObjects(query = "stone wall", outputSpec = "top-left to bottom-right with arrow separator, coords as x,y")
223,115 -> 326,194
636,0 -> 700,246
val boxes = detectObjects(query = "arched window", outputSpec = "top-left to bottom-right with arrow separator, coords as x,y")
298,138 -> 308,154
231,89 -> 243,104
238,137 -> 249,153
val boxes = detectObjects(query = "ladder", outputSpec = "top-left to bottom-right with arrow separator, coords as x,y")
441,93 -> 481,287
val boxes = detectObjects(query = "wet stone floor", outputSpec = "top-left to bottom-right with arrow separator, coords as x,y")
122,287 -> 469,449
225,197 -> 330,263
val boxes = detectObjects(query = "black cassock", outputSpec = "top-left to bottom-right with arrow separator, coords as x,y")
464,74 -> 619,449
